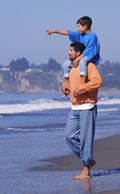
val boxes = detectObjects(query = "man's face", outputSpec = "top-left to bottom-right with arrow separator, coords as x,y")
68,46 -> 79,61
77,23 -> 88,34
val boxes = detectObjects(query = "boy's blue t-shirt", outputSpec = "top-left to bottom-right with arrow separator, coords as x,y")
67,30 -> 100,64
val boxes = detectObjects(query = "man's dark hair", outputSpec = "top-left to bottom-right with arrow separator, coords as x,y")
70,42 -> 86,53
76,16 -> 92,29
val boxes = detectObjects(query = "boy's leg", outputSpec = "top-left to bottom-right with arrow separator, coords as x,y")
62,59 -> 73,78
79,57 -> 90,84
62,59 -> 73,97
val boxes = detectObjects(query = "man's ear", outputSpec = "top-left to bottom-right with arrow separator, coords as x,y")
77,51 -> 81,57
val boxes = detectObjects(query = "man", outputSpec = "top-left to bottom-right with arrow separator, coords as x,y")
62,42 -> 102,179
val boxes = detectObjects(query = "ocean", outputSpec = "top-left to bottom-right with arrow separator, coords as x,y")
0,92 -> 120,137
0,92 -> 120,160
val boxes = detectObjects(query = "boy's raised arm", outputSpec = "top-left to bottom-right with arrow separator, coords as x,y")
45,30 -> 68,35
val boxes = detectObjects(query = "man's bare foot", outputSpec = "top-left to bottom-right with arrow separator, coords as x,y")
72,160 -> 96,180
72,173 -> 90,180
72,166 -> 90,180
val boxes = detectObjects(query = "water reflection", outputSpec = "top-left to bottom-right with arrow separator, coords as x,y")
79,179 -> 91,193
75,169 -> 120,194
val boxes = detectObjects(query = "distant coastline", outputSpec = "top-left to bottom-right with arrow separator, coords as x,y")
0,58 -> 120,94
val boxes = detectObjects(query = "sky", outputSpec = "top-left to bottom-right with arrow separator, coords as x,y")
0,0 -> 120,66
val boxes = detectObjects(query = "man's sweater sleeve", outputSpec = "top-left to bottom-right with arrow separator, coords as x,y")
79,63 -> 102,92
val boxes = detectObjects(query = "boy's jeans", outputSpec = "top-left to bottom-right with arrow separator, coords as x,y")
66,105 -> 97,166
62,56 -> 90,78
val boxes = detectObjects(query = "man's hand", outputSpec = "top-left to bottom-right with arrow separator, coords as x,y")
62,82 -> 70,98
45,30 -> 53,35
73,88 -> 85,97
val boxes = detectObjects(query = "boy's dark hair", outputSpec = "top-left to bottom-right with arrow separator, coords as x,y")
70,42 -> 86,53
76,16 -> 92,29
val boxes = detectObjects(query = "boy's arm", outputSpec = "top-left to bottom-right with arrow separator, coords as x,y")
73,55 -> 84,67
45,30 -> 68,36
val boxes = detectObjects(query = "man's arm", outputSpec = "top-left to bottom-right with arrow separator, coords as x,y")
45,30 -> 68,36
73,63 -> 102,96
79,63 -> 102,92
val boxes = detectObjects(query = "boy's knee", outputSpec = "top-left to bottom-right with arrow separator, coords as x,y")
62,59 -> 71,67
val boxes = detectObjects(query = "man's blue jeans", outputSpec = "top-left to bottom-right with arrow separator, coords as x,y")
66,105 -> 97,166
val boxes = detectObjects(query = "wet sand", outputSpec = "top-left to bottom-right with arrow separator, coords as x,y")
31,134 -> 120,194
32,134 -> 120,171
0,131 -> 120,194
97,190 -> 120,194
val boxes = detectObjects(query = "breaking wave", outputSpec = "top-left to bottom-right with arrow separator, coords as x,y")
0,97 -> 120,114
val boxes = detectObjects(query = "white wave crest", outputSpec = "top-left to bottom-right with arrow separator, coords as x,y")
98,98 -> 120,105
98,108 -> 118,112
0,99 -> 71,114
0,98 -> 119,114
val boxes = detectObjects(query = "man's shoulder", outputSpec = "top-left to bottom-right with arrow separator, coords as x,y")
88,62 -> 96,67
88,62 -> 98,72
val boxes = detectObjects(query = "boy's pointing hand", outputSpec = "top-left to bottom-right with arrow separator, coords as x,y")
45,30 -> 53,35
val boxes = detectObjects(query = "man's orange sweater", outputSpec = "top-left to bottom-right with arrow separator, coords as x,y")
69,62 -> 102,105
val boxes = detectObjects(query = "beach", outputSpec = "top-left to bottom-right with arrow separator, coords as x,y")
0,131 -> 120,194
38,134 -> 120,171
0,92 -> 120,194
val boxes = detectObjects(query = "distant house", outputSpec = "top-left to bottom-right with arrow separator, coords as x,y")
25,68 -> 43,72
25,68 -> 32,72
0,67 -> 10,71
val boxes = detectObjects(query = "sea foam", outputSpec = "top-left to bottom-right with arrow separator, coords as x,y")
0,98 -> 119,114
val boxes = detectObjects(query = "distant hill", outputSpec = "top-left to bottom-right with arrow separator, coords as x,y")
98,60 -> 120,89
0,58 -> 120,93
0,71 -> 64,93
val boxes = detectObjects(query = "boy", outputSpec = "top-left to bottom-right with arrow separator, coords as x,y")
46,16 -> 100,84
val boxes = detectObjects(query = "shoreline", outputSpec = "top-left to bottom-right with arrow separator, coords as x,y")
31,134 -> 120,171
30,134 -> 120,194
